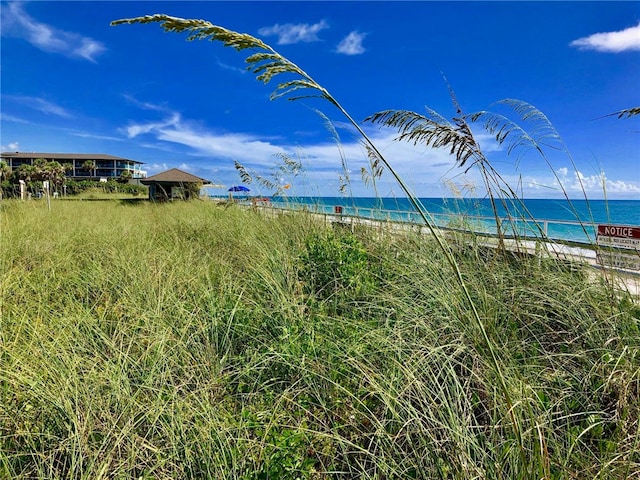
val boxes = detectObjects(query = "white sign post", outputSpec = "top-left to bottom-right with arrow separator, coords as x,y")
43,180 -> 51,211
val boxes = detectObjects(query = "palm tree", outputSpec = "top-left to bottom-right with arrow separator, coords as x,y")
13,164 -> 36,184
0,161 -> 10,199
12,164 -> 38,197
118,169 -> 133,183
82,160 -> 96,178
42,161 -> 68,192
0,161 -> 10,180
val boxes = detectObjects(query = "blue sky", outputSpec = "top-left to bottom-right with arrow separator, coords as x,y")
1,1 -> 639,199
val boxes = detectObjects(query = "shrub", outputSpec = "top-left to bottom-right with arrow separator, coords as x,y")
299,230 -> 376,310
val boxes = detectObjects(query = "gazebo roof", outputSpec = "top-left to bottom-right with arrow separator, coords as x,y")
141,168 -> 210,185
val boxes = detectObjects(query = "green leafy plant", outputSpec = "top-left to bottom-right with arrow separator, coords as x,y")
299,230 -> 375,307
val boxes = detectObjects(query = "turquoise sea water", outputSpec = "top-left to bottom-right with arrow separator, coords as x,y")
269,197 -> 640,244
208,192 -> 639,244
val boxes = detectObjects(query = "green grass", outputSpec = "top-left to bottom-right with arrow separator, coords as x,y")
1,199 -> 639,479
66,187 -> 146,201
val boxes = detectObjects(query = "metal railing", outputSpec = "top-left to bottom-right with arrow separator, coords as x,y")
262,200 -> 602,247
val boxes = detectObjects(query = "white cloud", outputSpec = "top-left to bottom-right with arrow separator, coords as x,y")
123,111 -> 287,164
124,113 -> 181,138
258,20 -> 329,44
147,163 -> 170,175
1,141 -> 20,152
121,105 -> 640,199
4,95 -> 73,118
121,106 -> 465,195
0,1 -> 105,62
515,167 -> 640,198
336,31 -> 367,55
473,131 -> 504,153
570,22 -> 640,53
122,95 -> 174,114
280,127 -> 475,196
71,131 -> 123,142
216,58 -> 247,75
571,171 -> 640,195
0,113 -> 31,124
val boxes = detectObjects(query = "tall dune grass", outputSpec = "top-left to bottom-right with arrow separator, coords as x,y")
1,199 -> 638,478
1,12 -> 636,480
105,21 -> 572,458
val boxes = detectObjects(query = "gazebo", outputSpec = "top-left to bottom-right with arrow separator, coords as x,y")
141,168 -> 210,201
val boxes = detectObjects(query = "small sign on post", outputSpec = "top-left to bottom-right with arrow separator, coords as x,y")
596,224 -> 640,271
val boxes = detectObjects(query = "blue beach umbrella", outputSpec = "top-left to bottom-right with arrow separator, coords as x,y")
228,185 -> 250,192
228,185 -> 250,201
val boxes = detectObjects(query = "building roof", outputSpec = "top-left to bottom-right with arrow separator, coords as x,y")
0,152 -> 143,164
141,168 -> 210,185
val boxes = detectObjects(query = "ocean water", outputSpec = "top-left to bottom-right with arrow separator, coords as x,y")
263,197 -> 640,244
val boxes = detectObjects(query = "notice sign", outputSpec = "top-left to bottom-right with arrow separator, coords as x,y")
597,224 -> 640,270
597,225 -> 640,249
596,251 -> 640,271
